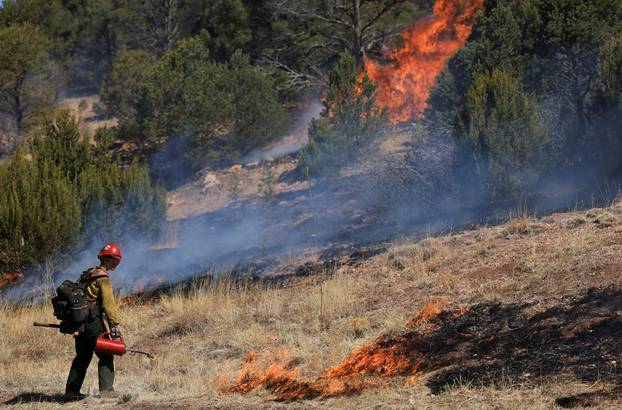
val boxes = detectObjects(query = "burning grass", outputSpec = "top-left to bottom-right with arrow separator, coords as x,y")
225,298 -> 467,401
3,203 -> 622,408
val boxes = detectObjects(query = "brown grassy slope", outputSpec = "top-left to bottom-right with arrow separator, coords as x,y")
60,96 -> 117,137
3,200 -> 622,409
166,127 -> 414,222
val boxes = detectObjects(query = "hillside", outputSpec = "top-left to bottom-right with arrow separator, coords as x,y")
166,125 -> 412,222
1,1 -> 622,409
3,199 -> 622,409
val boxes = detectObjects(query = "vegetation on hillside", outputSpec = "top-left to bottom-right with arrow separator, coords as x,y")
4,202 -> 622,407
102,38 -> 288,173
300,53 -> 387,176
427,0 -> 622,200
2,0 -> 622,279
0,110 -> 165,275
3,2 -> 622,407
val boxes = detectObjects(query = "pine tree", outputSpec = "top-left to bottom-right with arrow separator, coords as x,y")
458,69 -> 547,200
300,52 -> 386,176
0,110 -> 166,275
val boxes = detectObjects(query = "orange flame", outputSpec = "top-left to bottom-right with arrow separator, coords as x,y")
226,350 -> 321,400
406,296 -> 445,328
0,272 -> 24,289
366,0 -> 484,123
226,299 -> 467,401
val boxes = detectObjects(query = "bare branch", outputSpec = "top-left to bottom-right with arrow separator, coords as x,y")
362,0 -> 403,33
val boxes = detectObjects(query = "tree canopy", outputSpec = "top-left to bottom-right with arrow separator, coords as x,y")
0,23 -> 55,134
0,110 -> 166,273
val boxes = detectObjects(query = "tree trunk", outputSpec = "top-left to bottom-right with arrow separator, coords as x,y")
352,0 -> 364,67
13,92 -> 23,136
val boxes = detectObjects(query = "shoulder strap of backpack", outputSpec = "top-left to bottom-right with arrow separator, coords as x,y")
79,267 -> 109,284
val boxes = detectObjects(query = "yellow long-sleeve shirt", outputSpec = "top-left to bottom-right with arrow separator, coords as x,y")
83,267 -> 120,325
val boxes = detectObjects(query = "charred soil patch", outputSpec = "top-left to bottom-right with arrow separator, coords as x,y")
422,286 -> 622,394
228,286 -> 622,403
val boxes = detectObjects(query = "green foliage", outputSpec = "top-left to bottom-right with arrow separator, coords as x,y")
299,53 -> 386,176
223,51 -> 289,154
0,23 -> 55,133
127,0 -> 188,55
141,37 -> 225,151
100,49 -> 157,135
106,37 -> 288,169
459,70 -> 547,199
29,113 -> 91,182
0,0 -> 132,87
0,0 -> 432,99
0,110 -> 166,273
427,0 -> 622,199
195,0 -> 252,61
428,1 -> 545,123
431,0 -> 622,119
77,159 -> 166,242
0,148 -> 81,272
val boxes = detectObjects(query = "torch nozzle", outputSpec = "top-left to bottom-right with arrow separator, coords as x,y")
127,349 -> 156,361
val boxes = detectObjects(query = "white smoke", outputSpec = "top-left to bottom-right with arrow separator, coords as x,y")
242,100 -> 322,164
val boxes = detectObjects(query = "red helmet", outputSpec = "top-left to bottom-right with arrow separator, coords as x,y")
98,243 -> 122,260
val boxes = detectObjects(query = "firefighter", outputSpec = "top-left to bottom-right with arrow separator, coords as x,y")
64,243 -> 124,401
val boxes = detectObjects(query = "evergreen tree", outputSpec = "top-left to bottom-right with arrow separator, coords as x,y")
430,0 -> 622,172
220,50 -> 289,155
0,0 -> 131,89
100,49 -> 157,135
458,69 -> 547,200
107,37 -> 288,172
0,23 -> 56,134
0,110 -> 166,274
192,0 -> 252,61
0,148 -> 81,272
300,52 -> 386,176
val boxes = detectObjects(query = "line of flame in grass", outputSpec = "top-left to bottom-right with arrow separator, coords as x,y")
225,298 -> 468,401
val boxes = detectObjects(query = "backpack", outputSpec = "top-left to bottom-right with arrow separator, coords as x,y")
51,280 -> 90,324
51,269 -> 104,325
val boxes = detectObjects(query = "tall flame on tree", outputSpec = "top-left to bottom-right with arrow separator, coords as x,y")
366,0 -> 485,123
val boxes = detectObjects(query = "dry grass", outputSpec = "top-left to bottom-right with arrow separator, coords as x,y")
3,203 -> 622,408
60,96 -> 117,137
167,159 -> 302,221
1,271 -> 377,408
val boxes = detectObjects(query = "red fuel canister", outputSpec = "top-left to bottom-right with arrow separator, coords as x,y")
95,332 -> 126,356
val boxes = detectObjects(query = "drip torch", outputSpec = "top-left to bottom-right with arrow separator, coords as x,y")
33,322 -> 156,360
95,332 -> 156,360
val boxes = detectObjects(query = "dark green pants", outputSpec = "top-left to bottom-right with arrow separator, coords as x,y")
65,317 -> 114,394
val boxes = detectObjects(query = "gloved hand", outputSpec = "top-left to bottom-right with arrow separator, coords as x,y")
110,324 -> 122,340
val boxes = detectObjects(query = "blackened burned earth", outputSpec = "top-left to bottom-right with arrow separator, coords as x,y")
224,286 -> 622,406
423,288 -> 622,390
396,286 -> 622,402
118,244 -> 386,305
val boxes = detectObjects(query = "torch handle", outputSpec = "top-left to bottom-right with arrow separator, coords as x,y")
33,322 -> 61,328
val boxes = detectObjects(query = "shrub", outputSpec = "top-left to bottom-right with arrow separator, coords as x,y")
0,148 -> 81,272
103,38 -> 288,175
0,110 -> 166,274
299,53 -> 387,177
457,69 -> 547,200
